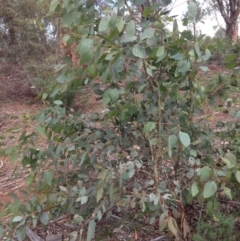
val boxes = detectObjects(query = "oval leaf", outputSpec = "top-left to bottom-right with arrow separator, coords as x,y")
40,212 -> 49,225
87,220 -> 96,241
203,181 -> 217,199
179,131 -> 190,147
191,182 -> 199,197
236,171 -> 240,183
97,188 -> 103,203
13,216 -> 23,222
187,2 -> 198,21
168,217 -> 178,236
98,16 -> 111,32
143,122 -> 156,133
132,44 -> 147,59
223,186 -> 232,200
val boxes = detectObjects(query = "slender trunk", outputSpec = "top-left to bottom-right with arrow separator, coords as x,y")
6,16 -> 15,46
226,21 -> 238,43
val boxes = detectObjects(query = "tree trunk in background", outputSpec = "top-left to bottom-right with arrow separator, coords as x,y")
216,0 -> 240,43
6,16 -> 15,46
226,21 -> 238,43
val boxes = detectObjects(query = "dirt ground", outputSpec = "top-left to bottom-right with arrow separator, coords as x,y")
0,62 -> 240,241
0,63 -> 43,206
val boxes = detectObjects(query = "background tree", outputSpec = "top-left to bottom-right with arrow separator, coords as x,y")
208,0 -> 240,43
0,0 -> 57,62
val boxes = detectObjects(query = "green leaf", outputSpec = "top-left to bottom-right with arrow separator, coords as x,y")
42,93 -> 48,101
43,170 -> 53,186
194,42 -> 201,57
187,1 -> 198,22
109,88 -> 119,103
199,66 -> 209,71
236,171 -> 240,183
125,20 -> 135,38
98,16 -> 111,32
87,220 -> 96,241
223,186 -> 232,200
78,38 -> 93,55
36,126 -> 46,138
156,46 -> 165,57
48,0 -> 59,14
221,157 -> 233,168
203,181 -> 217,198
26,175 -> 34,187
40,212 -> 49,225
178,60 -> 191,73
97,210 -> 102,221
143,122 -> 156,133
140,28 -> 155,41
216,39 -> 223,54
191,182 -> 199,197
97,188 -> 103,202
13,216 -> 24,222
150,138 -> 158,145
120,36 -> 137,43
149,217 -> 155,225
128,168 -> 135,178
69,231 -> 78,241
132,44 -> 146,58
168,135 -> 177,157
16,227 -> 26,241
200,166 -> 210,181
117,17 -> 124,32
59,186 -> 68,192
179,131 -> 190,147
81,196 -> 88,205
225,152 -> 236,166
54,100 -> 63,106
202,49 -> 211,61
109,14 -> 117,28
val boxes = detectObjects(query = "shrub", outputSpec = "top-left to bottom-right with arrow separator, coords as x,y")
1,1 -> 240,241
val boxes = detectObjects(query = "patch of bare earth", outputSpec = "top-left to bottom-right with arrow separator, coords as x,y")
0,63 -> 42,207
